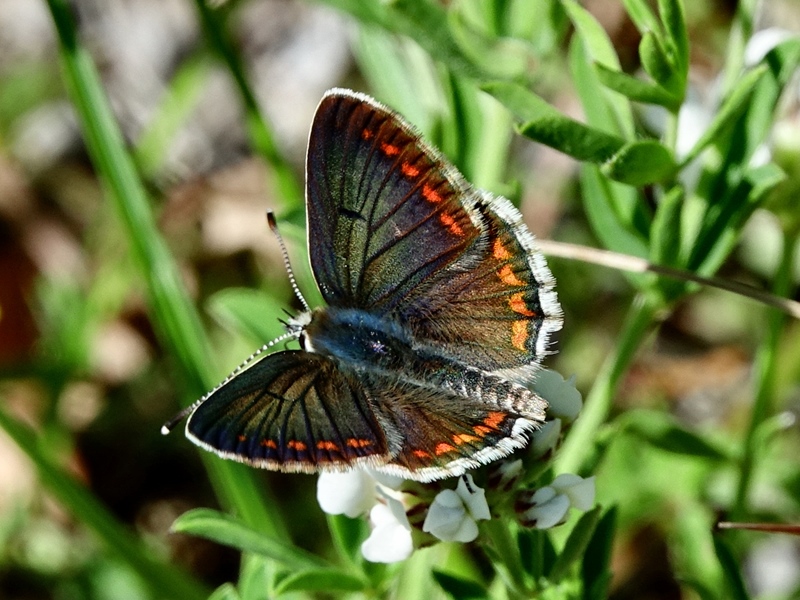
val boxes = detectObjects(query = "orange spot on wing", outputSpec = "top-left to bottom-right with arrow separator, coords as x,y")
287,440 -> 307,451
511,320 -> 529,351
346,438 -> 373,448
401,162 -> 420,178
317,440 -> 339,451
361,128 -> 373,140
439,213 -> 464,236
381,142 -> 400,156
435,442 -> 456,456
237,435 -> 247,442
493,239 -> 512,261
484,412 -> 506,429
498,265 -> 525,286
473,425 -> 492,436
260,439 -> 277,448
453,433 -> 480,445
422,183 -> 443,203
509,292 -> 536,317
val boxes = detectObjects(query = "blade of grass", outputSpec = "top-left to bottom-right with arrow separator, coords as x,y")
555,293 -> 661,475
44,0 -> 286,538
0,408 -> 209,600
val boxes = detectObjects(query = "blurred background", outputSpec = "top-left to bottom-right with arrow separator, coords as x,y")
1,0 -> 799,598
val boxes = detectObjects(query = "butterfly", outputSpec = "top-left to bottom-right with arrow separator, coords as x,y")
173,89 -> 563,482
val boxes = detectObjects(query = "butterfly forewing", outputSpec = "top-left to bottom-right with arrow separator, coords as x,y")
306,90 -> 562,374
186,351 -> 390,471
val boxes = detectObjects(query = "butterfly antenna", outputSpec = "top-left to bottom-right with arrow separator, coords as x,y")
160,329 -> 299,435
267,211 -> 311,313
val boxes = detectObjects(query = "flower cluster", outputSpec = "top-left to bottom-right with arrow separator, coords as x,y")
315,369 -> 595,563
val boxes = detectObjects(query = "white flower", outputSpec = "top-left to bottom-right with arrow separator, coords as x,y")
523,486 -> 571,529
316,470 -> 377,518
551,473 -> 596,511
531,418 -> 561,457
531,370 -> 583,423
423,475 -> 491,543
361,496 -> 413,563
519,474 -> 596,529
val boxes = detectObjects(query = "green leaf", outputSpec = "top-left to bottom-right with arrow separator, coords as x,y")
518,117 -> 624,163
639,31 -> 676,91
548,506 -> 602,582
601,140 -> 677,186
621,0 -> 661,35
432,570 -> 489,600
690,163 -> 786,274
562,0 -> 621,69
208,584 -> 241,600
622,411 -> 729,460
594,62 -> 680,110
713,537 -> 751,600
681,65 -> 768,166
274,569 -> 366,595
486,73 -> 626,163
206,288 -> 287,345
569,24 -> 634,139
580,165 -> 649,259
481,80 -> 567,121
581,507 -> 617,600
649,185 -> 685,268
658,0 -> 689,82
172,509 -> 328,571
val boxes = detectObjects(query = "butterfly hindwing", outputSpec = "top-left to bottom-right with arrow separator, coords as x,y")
359,366 -> 546,481
306,90 -> 562,374
186,351 -> 391,471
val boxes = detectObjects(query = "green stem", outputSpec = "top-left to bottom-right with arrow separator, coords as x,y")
192,0 -> 304,210
481,519 -> 530,598
555,293 -> 661,475
44,0 -> 285,537
732,229 -> 799,517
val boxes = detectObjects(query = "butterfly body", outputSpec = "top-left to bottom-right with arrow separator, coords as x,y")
184,89 -> 563,482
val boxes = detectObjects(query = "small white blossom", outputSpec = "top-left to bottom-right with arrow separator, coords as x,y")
423,475 -> 491,543
531,418 -> 561,457
520,474 -> 596,529
531,370 -> 583,423
316,470 -> 377,518
523,486 -> 571,529
361,496 -> 413,563
551,473 -> 596,511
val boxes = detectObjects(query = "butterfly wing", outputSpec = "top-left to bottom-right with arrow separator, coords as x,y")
306,90 -> 562,374
361,366 -> 547,482
186,350 -> 391,472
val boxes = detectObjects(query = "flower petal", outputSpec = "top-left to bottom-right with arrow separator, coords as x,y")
524,493 -> 570,529
361,503 -> 413,563
456,475 -> 491,521
316,470 -> 376,518
531,370 -> 583,423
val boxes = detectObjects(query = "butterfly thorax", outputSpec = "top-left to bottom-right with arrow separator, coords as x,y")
301,307 -> 413,372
